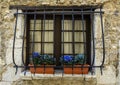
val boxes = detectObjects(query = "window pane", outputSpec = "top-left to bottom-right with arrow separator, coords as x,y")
74,32 -> 86,42
29,43 -> 41,54
30,20 -> 54,30
44,44 -> 53,54
30,20 -> 42,30
29,44 -> 53,54
44,20 -> 54,30
62,32 -> 72,42
30,32 -> 41,42
44,32 -> 53,42
74,20 -> 86,30
63,20 -> 72,30
62,44 -> 72,54
75,44 -> 84,54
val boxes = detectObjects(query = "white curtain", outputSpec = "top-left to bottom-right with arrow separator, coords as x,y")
30,20 -> 53,54
30,19 -> 85,55
62,20 -> 85,54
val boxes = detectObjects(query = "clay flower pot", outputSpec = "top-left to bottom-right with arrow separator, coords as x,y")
64,64 -> 89,74
29,64 -> 55,74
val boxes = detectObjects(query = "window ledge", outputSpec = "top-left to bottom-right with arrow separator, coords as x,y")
20,71 -> 96,80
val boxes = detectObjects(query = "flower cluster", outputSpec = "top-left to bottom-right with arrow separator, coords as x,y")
64,55 -> 73,62
60,54 -> 86,65
31,52 -> 86,65
74,54 -> 85,64
32,52 -> 55,65
61,55 -> 73,65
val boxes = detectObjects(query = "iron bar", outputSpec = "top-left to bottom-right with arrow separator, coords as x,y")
29,30 -> 86,32
14,65 -> 104,68
62,9 -> 65,76
14,11 -> 104,15
100,7 -> 105,75
53,10 -> 55,75
100,66 -> 103,75
31,10 -> 37,74
81,8 -> 86,74
90,7 -> 95,75
100,7 -> 105,66
12,9 -> 18,74
29,30 -> 54,31
40,20 -> 43,55
28,42 -> 86,44
22,9 -> 27,75
62,30 -> 86,32
21,12 -> 27,66
72,8 -> 75,75
10,5 -> 102,10
43,9 -> 46,74
28,53 -> 86,55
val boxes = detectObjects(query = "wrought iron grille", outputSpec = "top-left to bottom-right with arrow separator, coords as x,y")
10,6 -> 105,75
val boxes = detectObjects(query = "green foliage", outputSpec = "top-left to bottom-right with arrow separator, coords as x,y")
74,54 -> 86,65
60,54 -> 86,65
42,55 -> 54,65
32,52 -> 55,65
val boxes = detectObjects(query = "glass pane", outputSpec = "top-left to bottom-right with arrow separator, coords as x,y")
30,32 -> 41,42
75,44 -> 84,54
74,20 -> 86,30
62,44 -> 72,54
29,44 -> 54,54
62,32 -> 72,42
30,20 -> 54,30
29,43 -> 41,54
74,32 -> 86,42
30,20 -> 42,30
44,32 -> 53,42
44,20 -> 54,30
63,20 -> 72,30
44,44 -> 53,54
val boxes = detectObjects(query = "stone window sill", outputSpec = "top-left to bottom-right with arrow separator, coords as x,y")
20,70 -> 96,80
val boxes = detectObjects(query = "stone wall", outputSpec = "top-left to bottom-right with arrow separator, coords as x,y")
0,0 -> 120,85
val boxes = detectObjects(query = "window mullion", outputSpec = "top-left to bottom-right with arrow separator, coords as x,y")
54,16 -> 61,66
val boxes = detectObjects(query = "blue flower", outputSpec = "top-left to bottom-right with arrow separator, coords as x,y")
60,55 -> 73,65
32,52 -> 40,58
63,55 -> 73,62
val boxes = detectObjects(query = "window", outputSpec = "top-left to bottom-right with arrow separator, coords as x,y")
11,6 -> 105,75
25,9 -> 91,66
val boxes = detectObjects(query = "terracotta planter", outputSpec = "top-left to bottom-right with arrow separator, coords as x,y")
29,65 -> 55,74
64,64 -> 89,74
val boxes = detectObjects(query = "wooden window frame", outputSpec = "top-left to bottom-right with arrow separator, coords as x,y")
26,14 -> 91,66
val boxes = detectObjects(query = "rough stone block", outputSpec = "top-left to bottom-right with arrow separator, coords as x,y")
7,39 -> 23,48
6,48 -> 23,65
0,82 -> 12,85
97,65 -> 116,85
2,66 -> 21,81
